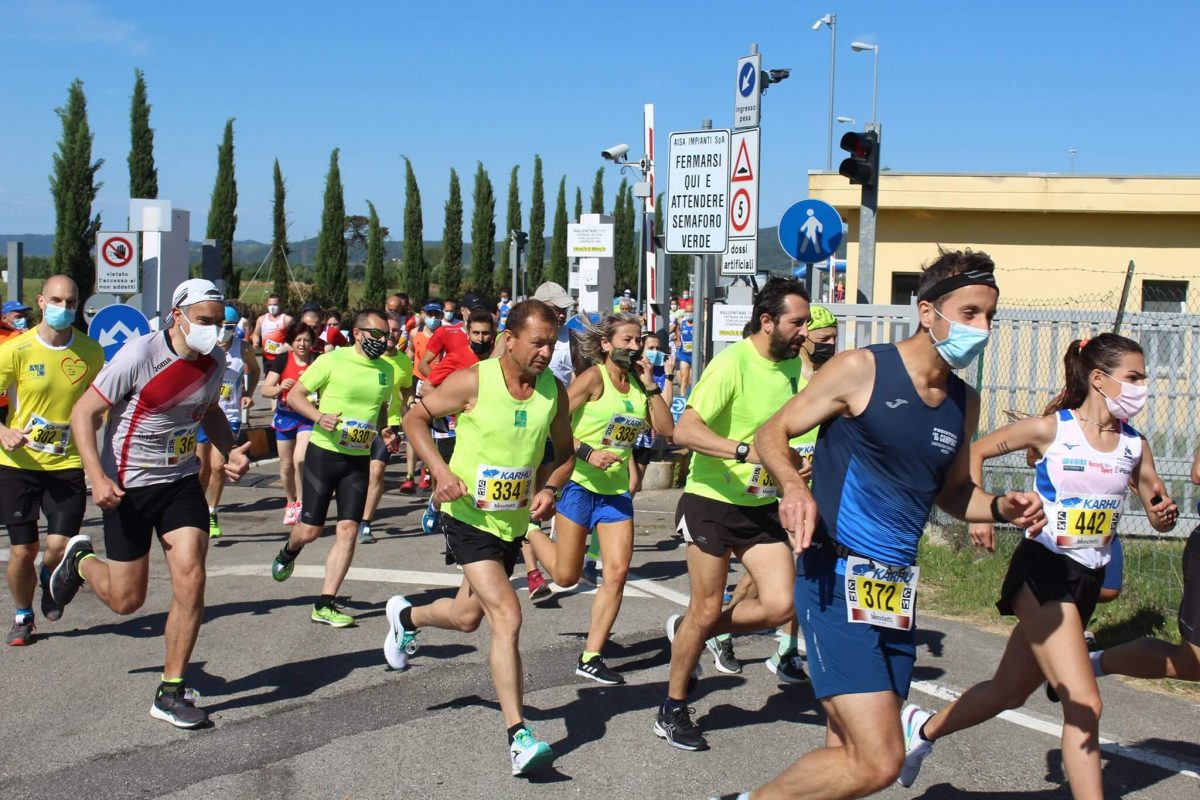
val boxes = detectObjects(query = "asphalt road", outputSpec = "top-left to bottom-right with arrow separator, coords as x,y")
1,464 -> 1198,799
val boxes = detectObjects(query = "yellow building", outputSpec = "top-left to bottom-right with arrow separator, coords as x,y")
807,173 -> 1200,309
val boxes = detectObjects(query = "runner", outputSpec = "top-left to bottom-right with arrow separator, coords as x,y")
52,278 -> 251,729
630,331 -> 675,495
197,304 -> 260,539
358,311 -> 414,544
404,301 -> 442,494
711,250 -> 1045,799
252,293 -> 292,373
382,299 -> 573,776
497,289 -> 512,331
261,321 -> 320,525
269,309 -> 398,627
419,296 -> 471,376
898,333 -> 1178,798
653,277 -> 813,751
531,281 -> 577,386
1,276 -> 103,646
673,308 -> 695,392
525,312 -> 674,684
320,311 -> 349,353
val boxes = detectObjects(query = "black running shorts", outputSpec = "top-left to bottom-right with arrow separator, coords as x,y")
300,444 -> 369,527
370,434 -> 391,464
0,466 -> 86,545
1179,524 -> 1200,647
673,492 -> 788,557
442,514 -> 525,577
103,475 -> 209,562
997,538 -> 1104,626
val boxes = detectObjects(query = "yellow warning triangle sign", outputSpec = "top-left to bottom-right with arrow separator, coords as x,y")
732,138 -> 753,182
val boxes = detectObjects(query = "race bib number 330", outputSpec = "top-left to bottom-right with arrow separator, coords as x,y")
844,556 -> 919,631
338,419 -> 376,450
474,464 -> 533,511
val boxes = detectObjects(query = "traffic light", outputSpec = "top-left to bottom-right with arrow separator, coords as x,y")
511,230 -> 528,250
838,130 -> 880,189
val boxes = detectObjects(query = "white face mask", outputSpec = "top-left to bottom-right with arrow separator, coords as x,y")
1098,373 -> 1148,420
181,314 -> 219,355
218,325 -> 236,344
268,304 -> 280,316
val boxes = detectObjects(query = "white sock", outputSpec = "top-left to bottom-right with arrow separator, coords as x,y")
1090,650 -> 1105,677
208,506 -> 216,514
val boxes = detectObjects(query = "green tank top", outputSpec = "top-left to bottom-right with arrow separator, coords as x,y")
445,358 -> 559,541
570,364 -> 647,496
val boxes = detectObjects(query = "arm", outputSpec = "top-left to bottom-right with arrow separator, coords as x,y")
966,414 -> 1056,550
419,349 -> 437,374
199,402 -> 252,481
259,360 -> 286,398
530,381 -> 577,522
70,387 -> 125,509
564,369 -> 623,472
0,347 -> 26,451
635,358 -> 674,438
1131,439 -> 1179,533
251,316 -> 263,350
285,377 -> 338,432
402,368 -> 479,503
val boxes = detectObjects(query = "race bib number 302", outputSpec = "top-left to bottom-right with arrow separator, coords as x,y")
474,464 -> 533,511
844,556 -> 919,631
26,416 -> 70,456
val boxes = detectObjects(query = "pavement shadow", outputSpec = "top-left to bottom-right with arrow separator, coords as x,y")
914,626 -> 948,658
700,681 -> 823,734
627,557 -> 690,583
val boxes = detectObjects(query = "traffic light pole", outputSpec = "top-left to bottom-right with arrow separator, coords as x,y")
856,122 -> 880,303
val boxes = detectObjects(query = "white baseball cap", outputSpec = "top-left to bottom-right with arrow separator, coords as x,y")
172,279 -> 225,308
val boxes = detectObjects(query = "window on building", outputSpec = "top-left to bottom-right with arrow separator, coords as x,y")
891,272 -> 920,306
1142,280 -> 1188,313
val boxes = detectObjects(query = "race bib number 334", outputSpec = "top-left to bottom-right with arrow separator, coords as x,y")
474,464 -> 533,511
844,556 -> 919,631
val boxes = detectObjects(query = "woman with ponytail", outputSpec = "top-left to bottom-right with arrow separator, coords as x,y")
897,332 -> 1180,798
525,312 -> 675,685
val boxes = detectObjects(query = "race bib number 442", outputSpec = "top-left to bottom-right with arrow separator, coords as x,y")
844,556 -> 919,631
1054,495 -> 1122,549
474,464 -> 533,511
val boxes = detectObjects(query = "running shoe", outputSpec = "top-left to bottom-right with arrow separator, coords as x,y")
271,548 -> 296,582
580,560 -> 600,586
357,522 -> 376,544
765,652 -> 810,684
418,470 -> 432,492
399,476 -> 416,495
283,500 -> 301,526
40,577 -> 62,622
898,703 -> 935,787
311,603 -> 355,627
208,512 -> 222,539
383,594 -> 419,669
706,636 -> 741,674
49,534 -> 93,608
150,684 -> 207,729
576,655 -> 624,685
421,499 -> 439,535
7,615 -> 34,646
653,704 -> 707,751
510,727 -> 554,776
526,569 -> 552,602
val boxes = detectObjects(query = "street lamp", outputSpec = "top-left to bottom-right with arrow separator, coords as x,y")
837,115 -> 855,127
849,41 -> 879,124
812,13 -> 836,170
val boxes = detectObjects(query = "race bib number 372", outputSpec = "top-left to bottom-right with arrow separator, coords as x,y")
474,464 -> 533,511
844,556 -> 919,631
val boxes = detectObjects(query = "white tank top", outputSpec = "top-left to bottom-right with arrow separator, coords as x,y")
217,337 -> 246,422
1031,409 -> 1142,569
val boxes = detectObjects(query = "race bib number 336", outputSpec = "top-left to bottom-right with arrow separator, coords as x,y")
844,556 -> 919,631
474,464 -> 533,511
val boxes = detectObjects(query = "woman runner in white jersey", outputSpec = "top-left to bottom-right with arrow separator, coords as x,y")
899,333 -> 1179,799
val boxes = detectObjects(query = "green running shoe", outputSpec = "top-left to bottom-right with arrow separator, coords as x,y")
311,603 -> 355,627
510,727 -> 554,776
208,512 -> 222,539
271,549 -> 295,582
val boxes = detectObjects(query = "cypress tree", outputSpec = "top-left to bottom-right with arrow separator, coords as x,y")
657,191 -> 689,294
574,186 -> 583,222
527,155 -> 546,289
364,200 -> 387,309
497,165 -> 521,294
612,178 -> 632,293
270,159 -> 290,301
469,162 -> 495,291
590,167 -> 605,214
50,79 -> 103,297
205,118 -> 239,297
548,177 -> 568,286
128,69 -> 157,199
440,168 -> 463,302
315,148 -> 348,309
401,157 -> 427,302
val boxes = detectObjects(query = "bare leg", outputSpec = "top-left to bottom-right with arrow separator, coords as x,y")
463,559 -> 526,727
584,520 -> 633,654
293,431 -> 311,504
159,527 -> 209,678
668,544 -> 729,700
363,459 -> 386,523
321,520 -> 359,596
204,443 -> 228,509
1100,637 -> 1200,681
79,553 -> 151,615
525,513 -> 588,587
276,437 -> 297,504
709,542 -> 794,637
7,541 -> 39,609
412,576 -> 486,632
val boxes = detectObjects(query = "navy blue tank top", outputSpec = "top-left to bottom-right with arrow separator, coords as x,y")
811,343 -> 968,567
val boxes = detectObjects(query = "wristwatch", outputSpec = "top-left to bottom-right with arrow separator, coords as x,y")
734,442 -> 751,463
543,483 -> 563,501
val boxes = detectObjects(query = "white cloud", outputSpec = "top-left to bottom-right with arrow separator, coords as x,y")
3,0 -> 149,55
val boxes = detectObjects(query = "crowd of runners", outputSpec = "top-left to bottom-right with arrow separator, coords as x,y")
3,253 -> 1198,798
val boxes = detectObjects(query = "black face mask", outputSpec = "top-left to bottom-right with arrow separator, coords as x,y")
470,340 -> 492,358
360,336 -> 387,360
809,342 -> 836,366
610,348 -> 638,369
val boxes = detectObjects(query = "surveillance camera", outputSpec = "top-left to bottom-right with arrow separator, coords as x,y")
601,144 -> 630,162
768,68 -> 791,82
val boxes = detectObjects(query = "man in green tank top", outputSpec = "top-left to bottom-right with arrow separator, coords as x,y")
384,299 -> 576,777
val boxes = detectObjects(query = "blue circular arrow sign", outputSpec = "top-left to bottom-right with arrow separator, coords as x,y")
88,303 -> 151,362
738,62 -> 756,98
777,199 -> 844,263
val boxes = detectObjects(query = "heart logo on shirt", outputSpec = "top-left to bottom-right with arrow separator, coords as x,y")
61,358 -> 89,384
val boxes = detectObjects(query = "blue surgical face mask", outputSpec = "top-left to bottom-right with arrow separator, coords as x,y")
929,308 -> 989,369
444,311 -> 455,322
42,304 -> 75,331
424,315 -> 441,331
12,316 -> 27,330
645,349 -> 665,367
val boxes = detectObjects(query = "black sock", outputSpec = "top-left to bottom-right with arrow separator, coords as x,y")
919,720 -> 932,742
662,696 -> 685,714
282,542 -> 302,559
398,606 -> 414,631
316,594 -> 336,610
507,722 -> 526,745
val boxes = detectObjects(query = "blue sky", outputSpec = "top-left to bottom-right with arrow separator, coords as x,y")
2,0 -> 1198,243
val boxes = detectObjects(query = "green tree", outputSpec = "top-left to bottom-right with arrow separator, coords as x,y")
205,118 -> 239,297
612,178 -> 635,293
364,200 -> 387,309
590,167 -> 605,214
497,165 -> 521,294
401,156 -> 427,301
50,79 -> 103,297
469,162 -> 496,291
526,155 -> 546,289
574,186 -> 583,222
269,159 -> 290,301
314,148 -> 348,309
439,167 -> 463,301
128,68 -> 157,199
548,177 -> 569,286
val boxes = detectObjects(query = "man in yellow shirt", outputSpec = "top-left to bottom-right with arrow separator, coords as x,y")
0,276 -> 103,645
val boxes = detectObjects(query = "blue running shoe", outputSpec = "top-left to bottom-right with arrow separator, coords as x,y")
421,499 -> 439,535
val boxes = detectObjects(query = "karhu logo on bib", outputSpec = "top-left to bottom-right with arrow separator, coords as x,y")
514,409 -> 527,428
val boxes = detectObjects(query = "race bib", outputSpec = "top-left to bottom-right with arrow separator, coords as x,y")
166,425 -> 199,464
474,464 -> 533,511
219,381 -> 235,401
745,464 -> 777,497
844,556 -> 919,631
1054,494 -> 1122,549
683,340 -> 694,354
793,443 -> 815,459
338,419 -> 376,450
264,339 -> 282,355
25,416 -> 70,456
601,413 -> 642,450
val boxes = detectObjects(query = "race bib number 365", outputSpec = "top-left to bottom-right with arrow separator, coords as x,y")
474,464 -> 533,511
166,425 -> 199,464
844,556 -> 919,631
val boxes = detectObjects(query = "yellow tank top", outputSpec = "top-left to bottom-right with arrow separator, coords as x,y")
570,364 -> 646,496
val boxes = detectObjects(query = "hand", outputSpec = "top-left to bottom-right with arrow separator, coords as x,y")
794,454 -> 813,483
382,427 -> 403,453
279,378 -> 296,392
999,491 -> 1046,535
636,356 -> 655,388
665,353 -> 676,374
530,488 -> 556,522
223,441 -> 253,482
0,424 -> 29,451
968,522 -> 996,552
317,412 -> 341,432
91,474 -> 126,509
588,449 -> 621,471
779,482 -> 818,555
241,396 -> 254,410
432,467 -> 468,504
1148,483 -> 1179,530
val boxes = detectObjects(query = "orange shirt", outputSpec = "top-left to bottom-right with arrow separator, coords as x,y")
411,328 -> 436,382
0,325 -> 22,408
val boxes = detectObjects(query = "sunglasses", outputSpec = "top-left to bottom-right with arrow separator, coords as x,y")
357,328 -> 387,340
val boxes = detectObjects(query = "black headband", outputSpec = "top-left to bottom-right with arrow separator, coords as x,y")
917,269 -> 998,303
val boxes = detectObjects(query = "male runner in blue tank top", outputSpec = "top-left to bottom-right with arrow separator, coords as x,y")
710,249 -> 1046,800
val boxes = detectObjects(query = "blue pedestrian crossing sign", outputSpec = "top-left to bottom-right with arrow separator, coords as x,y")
89,303 -> 151,362
778,199 -> 844,263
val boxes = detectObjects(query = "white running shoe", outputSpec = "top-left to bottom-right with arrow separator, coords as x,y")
383,595 -> 418,670
898,703 -> 935,788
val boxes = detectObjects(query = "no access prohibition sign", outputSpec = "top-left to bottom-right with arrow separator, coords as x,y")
96,231 -> 140,294
103,235 -> 133,267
